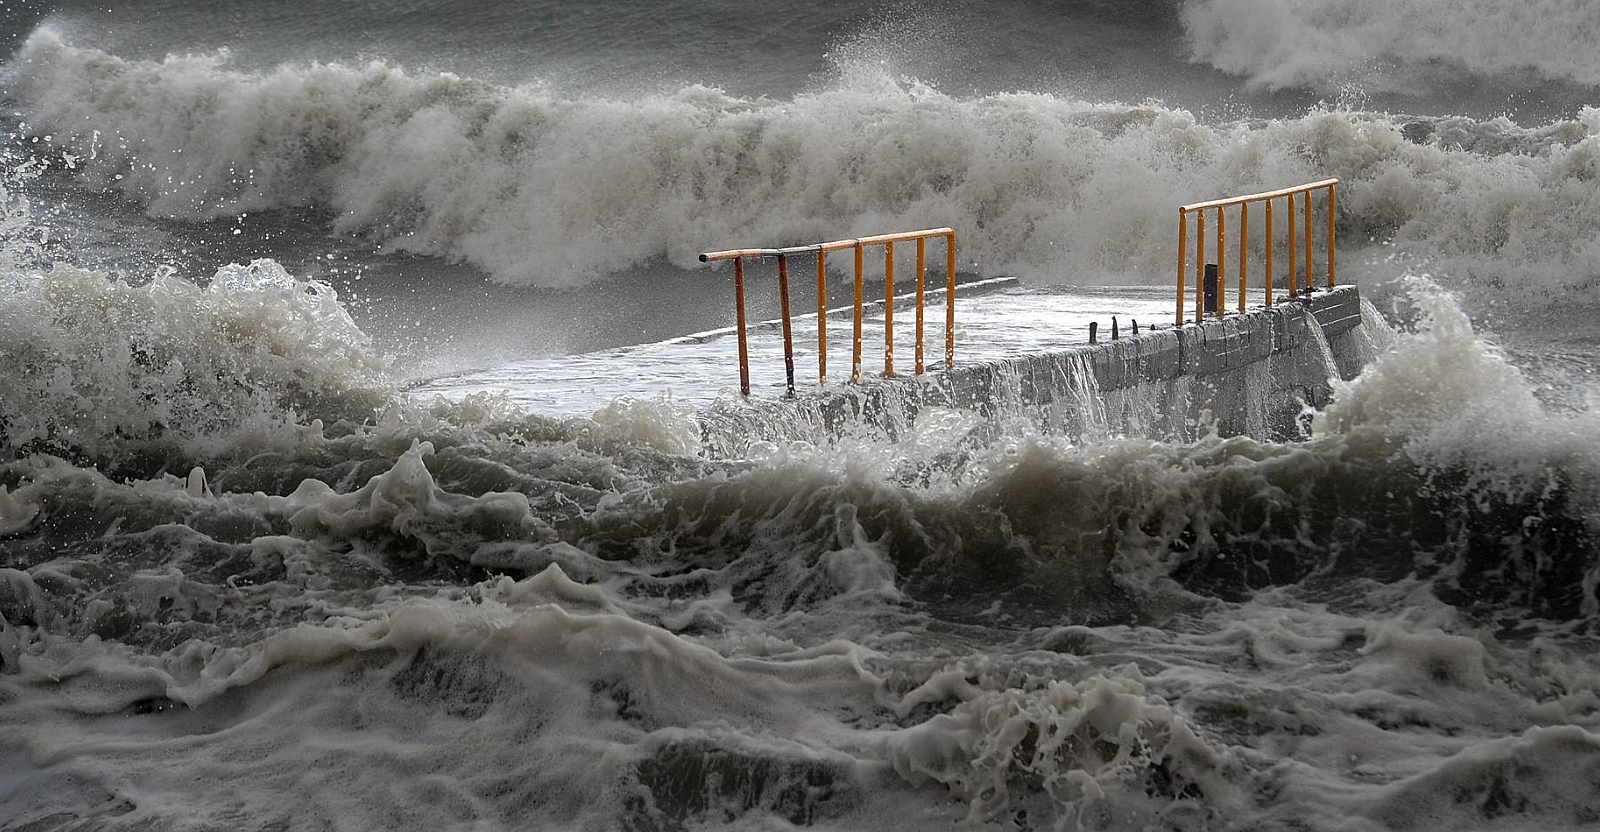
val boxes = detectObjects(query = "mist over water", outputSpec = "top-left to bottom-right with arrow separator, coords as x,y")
2,1 -> 1599,830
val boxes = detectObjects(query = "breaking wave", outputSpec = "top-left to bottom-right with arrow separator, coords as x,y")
0,258 -> 392,465
9,28 -> 1600,300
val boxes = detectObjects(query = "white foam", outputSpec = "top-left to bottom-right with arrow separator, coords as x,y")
884,664 -> 1240,826
1316,277 -> 1600,517
0,485 -> 39,535
0,257 -> 392,459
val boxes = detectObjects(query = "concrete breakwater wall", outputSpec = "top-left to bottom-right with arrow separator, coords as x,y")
698,287 -> 1377,457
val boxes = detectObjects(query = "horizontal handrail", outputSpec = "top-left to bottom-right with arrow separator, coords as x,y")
699,227 -> 956,262
1180,179 -> 1339,213
661,276 -> 1016,345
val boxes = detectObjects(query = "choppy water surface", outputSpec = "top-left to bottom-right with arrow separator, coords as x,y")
2,1 -> 1598,830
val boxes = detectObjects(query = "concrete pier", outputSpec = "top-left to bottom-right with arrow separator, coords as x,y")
698,287 -> 1372,456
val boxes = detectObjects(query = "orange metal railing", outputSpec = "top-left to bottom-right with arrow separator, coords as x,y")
1176,178 -> 1338,326
699,228 -> 957,396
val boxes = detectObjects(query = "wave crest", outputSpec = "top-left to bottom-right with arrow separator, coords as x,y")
0,257 -> 392,462
11,29 -> 1600,299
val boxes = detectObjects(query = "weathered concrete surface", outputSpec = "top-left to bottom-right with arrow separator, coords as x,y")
700,287 -> 1370,456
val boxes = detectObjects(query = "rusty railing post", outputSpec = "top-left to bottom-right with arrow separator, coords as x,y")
816,249 -> 827,382
884,241 -> 895,377
852,240 -> 864,382
777,254 -> 795,397
1327,182 -> 1337,289
1194,208 -> 1206,323
1287,192 -> 1297,296
734,257 -> 750,396
1216,206 -> 1226,317
1238,201 -> 1248,313
915,236 -> 926,375
945,231 -> 956,369
1176,208 -> 1187,326
1265,198 -> 1274,307
1304,185 -> 1313,293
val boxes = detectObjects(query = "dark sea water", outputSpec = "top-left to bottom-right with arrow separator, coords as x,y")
2,1 -> 1599,829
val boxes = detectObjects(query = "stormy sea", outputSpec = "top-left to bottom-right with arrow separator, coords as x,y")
2,1 -> 1598,829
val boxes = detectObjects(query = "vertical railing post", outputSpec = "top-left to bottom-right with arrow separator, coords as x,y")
1303,186 -> 1313,293
1176,209 -> 1187,325
1265,198 -> 1274,307
816,249 -> 828,382
852,241 -> 864,382
1238,202 -> 1248,313
915,236 -> 926,375
1327,183 -> 1337,289
1216,206 -> 1226,318
1287,192 -> 1298,296
734,257 -> 750,396
1195,209 -> 1206,322
945,231 -> 956,369
777,254 -> 795,397
884,241 -> 895,377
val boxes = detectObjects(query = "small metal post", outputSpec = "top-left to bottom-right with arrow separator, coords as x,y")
1089,321 -> 1098,344
1204,263 -> 1219,315
1111,316 -> 1119,340
1131,319 -> 1139,335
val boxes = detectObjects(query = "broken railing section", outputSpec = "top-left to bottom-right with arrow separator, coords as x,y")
699,228 -> 957,396
1176,178 -> 1338,326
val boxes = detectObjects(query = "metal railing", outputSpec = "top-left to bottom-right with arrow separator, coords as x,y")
699,228 -> 957,396
1176,178 -> 1338,325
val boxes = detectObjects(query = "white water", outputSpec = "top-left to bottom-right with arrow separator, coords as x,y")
2,239 -> 1599,828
